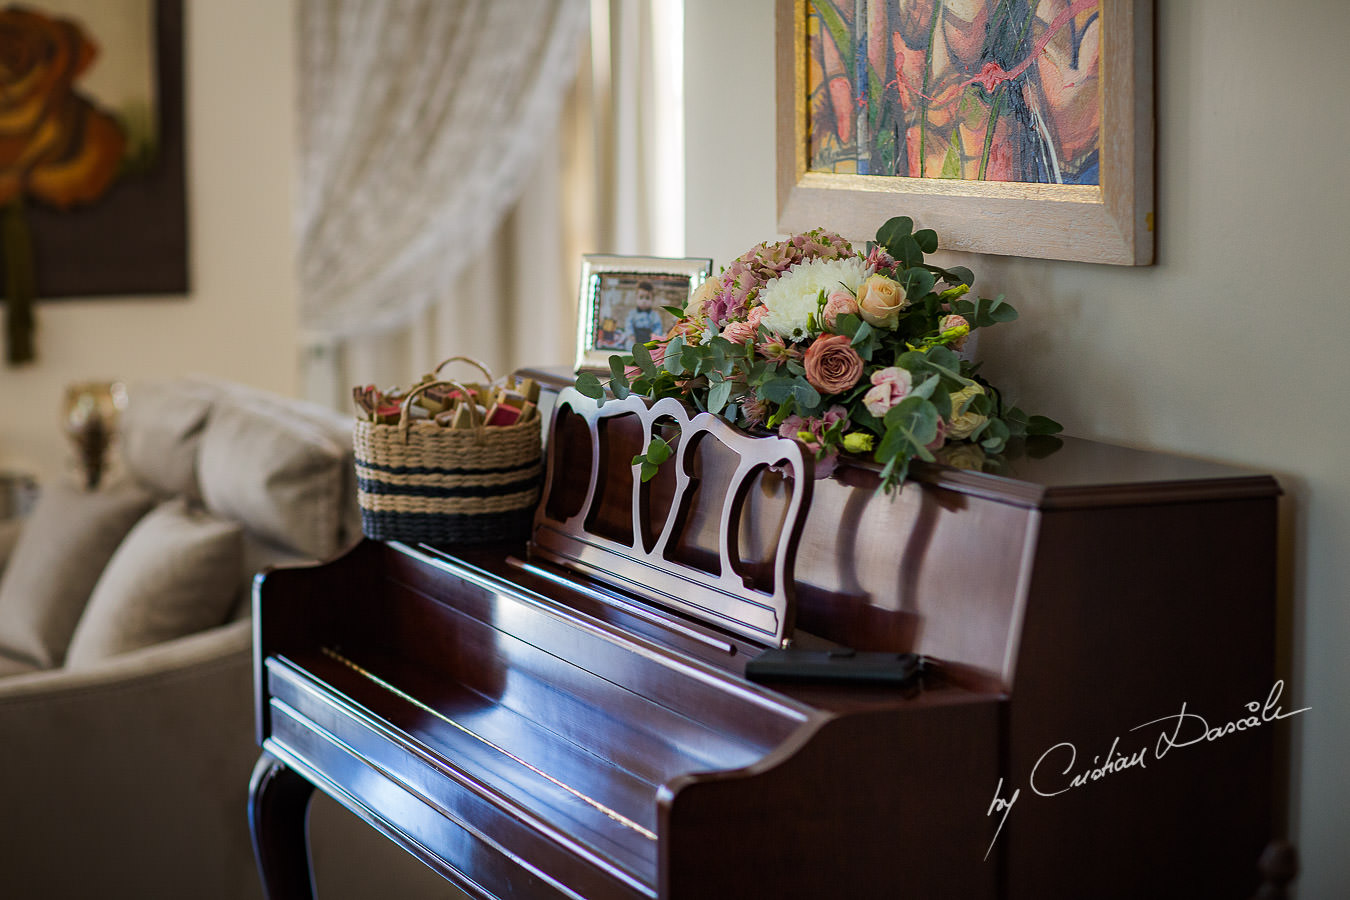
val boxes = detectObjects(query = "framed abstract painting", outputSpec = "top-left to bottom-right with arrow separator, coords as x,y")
776,0 -> 1153,265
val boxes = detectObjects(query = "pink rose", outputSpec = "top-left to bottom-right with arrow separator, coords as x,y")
861,366 -> 913,417
802,334 -> 864,394
746,305 -> 769,327
821,290 -> 859,328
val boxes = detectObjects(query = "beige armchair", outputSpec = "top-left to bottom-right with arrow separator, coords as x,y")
0,378 -> 455,899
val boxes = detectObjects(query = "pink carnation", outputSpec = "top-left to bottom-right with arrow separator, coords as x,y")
778,405 -> 849,479
862,366 -> 913,417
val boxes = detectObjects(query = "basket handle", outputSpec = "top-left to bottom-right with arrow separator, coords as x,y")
398,379 -> 484,443
431,356 -> 494,384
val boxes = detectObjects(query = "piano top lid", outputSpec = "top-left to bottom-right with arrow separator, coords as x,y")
519,366 -> 1280,512
906,435 -> 1281,510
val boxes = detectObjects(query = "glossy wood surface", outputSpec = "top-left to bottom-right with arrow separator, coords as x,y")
250,370 -> 1284,898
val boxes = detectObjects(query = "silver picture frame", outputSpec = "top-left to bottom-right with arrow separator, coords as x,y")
574,254 -> 712,371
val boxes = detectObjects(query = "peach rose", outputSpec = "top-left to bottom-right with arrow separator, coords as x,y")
802,334 -> 863,394
857,274 -> 907,329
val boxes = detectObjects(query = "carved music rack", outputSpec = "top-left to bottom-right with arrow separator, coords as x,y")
529,389 -> 814,648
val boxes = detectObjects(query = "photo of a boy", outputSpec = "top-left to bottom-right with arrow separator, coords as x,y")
625,281 -> 665,347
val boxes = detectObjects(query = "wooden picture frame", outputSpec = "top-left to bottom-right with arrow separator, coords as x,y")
775,0 -> 1153,265
574,254 -> 712,371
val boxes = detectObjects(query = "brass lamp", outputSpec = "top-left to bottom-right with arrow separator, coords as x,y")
62,381 -> 127,490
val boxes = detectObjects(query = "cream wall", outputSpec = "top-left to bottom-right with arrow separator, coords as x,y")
0,0 -> 300,486
686,0 -> 1350,894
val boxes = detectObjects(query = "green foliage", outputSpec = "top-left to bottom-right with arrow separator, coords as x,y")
581,215 -> 1062,496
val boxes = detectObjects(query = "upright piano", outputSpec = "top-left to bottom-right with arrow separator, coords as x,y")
249,369 -> 1285,898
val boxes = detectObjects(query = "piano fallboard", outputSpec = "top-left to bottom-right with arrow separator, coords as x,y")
252,540 -> 999,898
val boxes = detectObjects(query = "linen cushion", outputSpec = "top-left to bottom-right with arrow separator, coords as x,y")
65,499 -> 243,667
0,483 -> 156,668
197,394 -> 351,559
0,518 -> 22,574
0,649 -> 37,677
120,378 -> 218,500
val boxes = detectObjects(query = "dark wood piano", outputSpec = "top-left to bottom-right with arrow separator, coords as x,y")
249,369 -> 1286,899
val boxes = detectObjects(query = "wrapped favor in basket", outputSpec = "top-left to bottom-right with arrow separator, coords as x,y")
352,358 -> 543,545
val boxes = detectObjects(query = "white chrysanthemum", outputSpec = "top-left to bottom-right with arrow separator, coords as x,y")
759,256 -> 867,341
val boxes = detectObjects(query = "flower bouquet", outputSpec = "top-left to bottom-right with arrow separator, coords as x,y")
575,216 -> 1060,494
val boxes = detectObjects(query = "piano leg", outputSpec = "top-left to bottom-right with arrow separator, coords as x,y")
248,751 -> 317,900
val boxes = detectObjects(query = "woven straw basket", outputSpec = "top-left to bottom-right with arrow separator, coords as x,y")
353,359 -> 542,545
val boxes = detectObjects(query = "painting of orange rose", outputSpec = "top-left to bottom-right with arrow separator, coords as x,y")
807,0 -> 1101,184
0,0 -> 184,364
0,6 -> 128,209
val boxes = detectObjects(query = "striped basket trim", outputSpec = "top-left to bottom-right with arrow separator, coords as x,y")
357,486 -> 540,515
360,507 -> 535,545
354,458 -> 540,477
356,474 -> 540,500
354,462 -> 541,491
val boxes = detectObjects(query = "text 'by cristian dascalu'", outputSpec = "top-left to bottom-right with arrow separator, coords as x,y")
982,680 -> 1308,860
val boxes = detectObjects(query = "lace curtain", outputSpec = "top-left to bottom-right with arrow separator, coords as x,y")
297,0 -> 588,403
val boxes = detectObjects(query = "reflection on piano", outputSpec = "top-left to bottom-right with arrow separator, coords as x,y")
249,368 -> 1283,898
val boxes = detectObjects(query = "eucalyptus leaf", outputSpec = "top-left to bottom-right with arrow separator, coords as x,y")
633,342 -> 657,377
851,320 -> 874,347
914,229 -> 938,253
896,235 -> 922,269
911,373 -> 940,400
646,436 -> 672,464
574,371 -> 605,401
707,378 -> 732,414
876,216 -> 913,251
759,376 -> 794,404
607,357 -> 631,400
901,267 -> 936,300
1027,415 -> 1063,435
664,336 -> 686,375
791,381 -> 821,410
945,265 -> 974,286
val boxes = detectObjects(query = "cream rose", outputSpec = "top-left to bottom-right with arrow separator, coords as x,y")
857,274 -> 907,329
946,383 -> 988,440
686,276 -> 721,322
